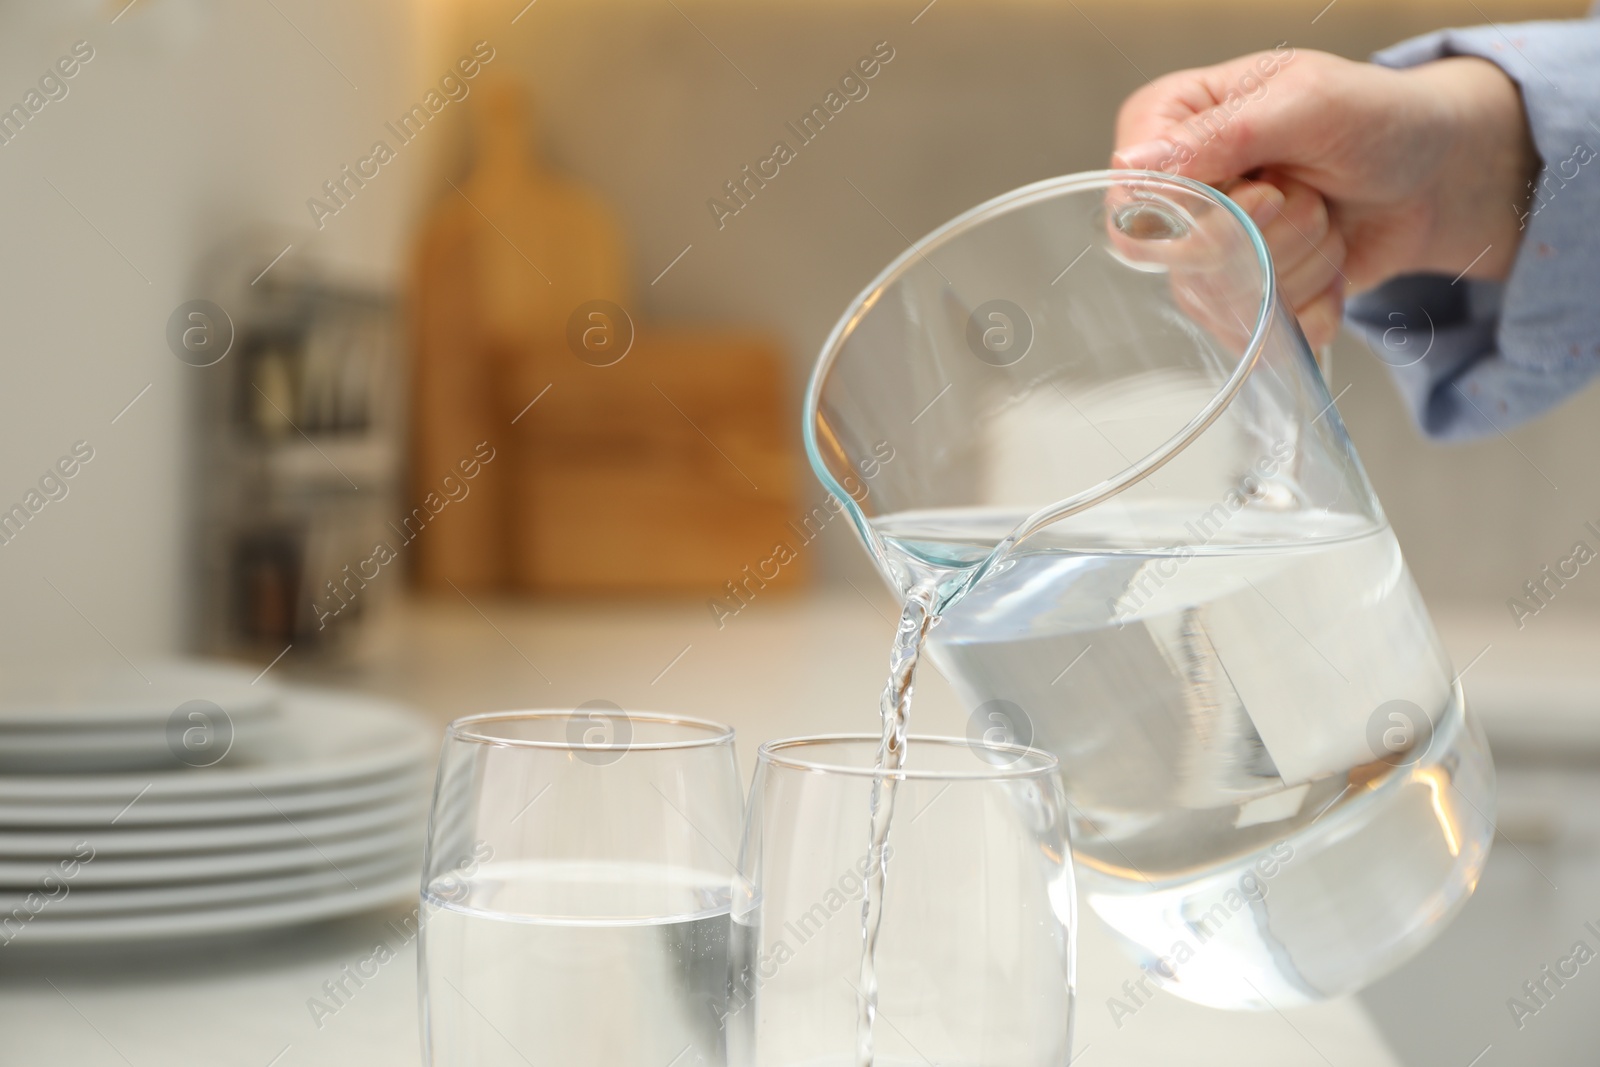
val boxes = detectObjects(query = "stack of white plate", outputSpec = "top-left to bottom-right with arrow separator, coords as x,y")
0,661 -> 282,774
0,663 -> 432,944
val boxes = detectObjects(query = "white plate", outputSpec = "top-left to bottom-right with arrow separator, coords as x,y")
2,871 -> 418,943
0,659 -> 280,729
0,799 -> 421,857
0,689 -> 431,801
0,852 -> 416,917
0,823 -> 422,887
0,769 -> 424,827
0,715 -> 280,773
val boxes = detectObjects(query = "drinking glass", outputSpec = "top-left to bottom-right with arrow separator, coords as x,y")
419,709 -> 743,1066
728,734 -> 1074,1067
803,170 -> 1494,1007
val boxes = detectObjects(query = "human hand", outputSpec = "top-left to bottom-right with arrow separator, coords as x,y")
1112,48 -> 1538,349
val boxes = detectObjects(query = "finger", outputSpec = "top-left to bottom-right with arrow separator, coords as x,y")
1101,177 -> 1258,273
1253,173 -> 1331,261
1240,177 -> 1346,347
1279,225 -> 1347,312
1247,175 -> 1351,306
1114,69 -> 1244,158
1113,48 -> 1309,184
1295,282 -> 1345,351
1228,179 -> 1287,237
1233,175 -> 1352,307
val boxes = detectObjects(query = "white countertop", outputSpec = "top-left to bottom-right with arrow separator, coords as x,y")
0,588 -> 1425,1066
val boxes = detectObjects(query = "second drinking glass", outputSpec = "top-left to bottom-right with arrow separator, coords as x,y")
728,734 -> 1075,1067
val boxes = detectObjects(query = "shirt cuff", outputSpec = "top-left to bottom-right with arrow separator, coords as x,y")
1348,20 -> 1600,440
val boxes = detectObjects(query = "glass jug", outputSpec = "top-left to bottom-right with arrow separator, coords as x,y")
803,170 -> 1495,1010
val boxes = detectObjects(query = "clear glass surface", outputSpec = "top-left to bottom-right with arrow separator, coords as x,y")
729,735 -> 1076,1066
803,170 -> 1495,1008
419,710 -> 743,1066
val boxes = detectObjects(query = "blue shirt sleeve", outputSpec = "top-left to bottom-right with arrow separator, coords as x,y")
1344,19 -> 1600,441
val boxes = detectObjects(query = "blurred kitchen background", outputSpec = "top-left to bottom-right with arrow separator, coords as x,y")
0,0 -> 1588,660
1,0 -> 1598,1064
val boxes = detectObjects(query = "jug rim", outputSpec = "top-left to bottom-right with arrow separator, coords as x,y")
802,168 -> 1275,554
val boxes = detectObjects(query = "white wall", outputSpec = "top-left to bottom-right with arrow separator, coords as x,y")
0,0 -> 428,662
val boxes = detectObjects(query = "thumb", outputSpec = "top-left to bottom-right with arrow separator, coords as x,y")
1112,49 -> 1303,185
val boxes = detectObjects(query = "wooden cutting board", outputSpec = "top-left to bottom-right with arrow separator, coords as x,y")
510,328 -> 806,595
410,77 -> 804,597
